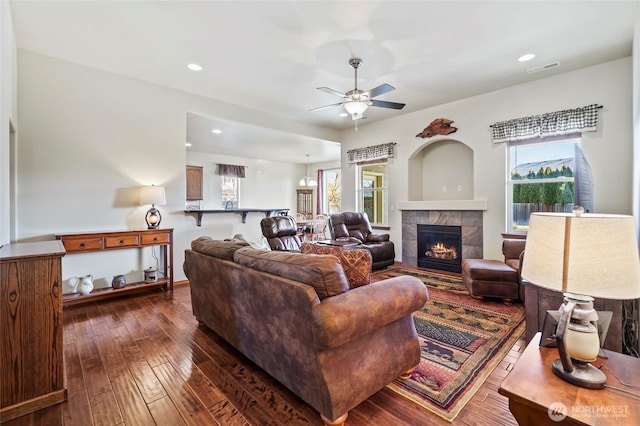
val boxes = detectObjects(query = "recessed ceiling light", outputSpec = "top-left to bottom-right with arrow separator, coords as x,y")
518,53 -> 536,62
185,143 -> 192,147
212,129 -> 222,134
339,112 -> 349,117
187,63 -> 202,71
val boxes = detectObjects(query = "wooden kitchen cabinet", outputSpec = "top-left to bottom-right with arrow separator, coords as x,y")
186,165 -> 203,201
0,240 -> 67,421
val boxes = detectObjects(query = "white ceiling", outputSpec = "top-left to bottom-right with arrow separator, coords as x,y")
10,0 -> 638,163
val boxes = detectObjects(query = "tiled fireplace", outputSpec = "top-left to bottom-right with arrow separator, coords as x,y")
399,201 -> 486,271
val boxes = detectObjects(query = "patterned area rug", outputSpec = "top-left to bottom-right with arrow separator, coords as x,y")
372,266 -> 525,422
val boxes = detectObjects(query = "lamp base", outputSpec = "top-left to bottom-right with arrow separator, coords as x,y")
551,359 -> 606,389
145,207 -> 162,229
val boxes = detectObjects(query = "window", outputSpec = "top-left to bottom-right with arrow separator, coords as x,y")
221,176 -> 239,209
508,136 -> 591,232
356,162 -> 388,225
323,169 -> 341,214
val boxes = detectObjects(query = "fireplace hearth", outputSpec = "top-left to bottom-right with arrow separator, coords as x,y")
417,224 -> 462,273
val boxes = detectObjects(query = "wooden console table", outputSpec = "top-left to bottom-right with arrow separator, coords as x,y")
56,228 -> 173,307
1,241 -> 67,421
184,208 -> 289,226
499,332 -> 640,425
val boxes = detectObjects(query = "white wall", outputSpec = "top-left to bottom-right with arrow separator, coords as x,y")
186,150 -> 299,235
0,1 -> 17,245
16,50 -> 338,283
634,10 -> 640,243
13,48 -> 636,276
340,58 -> 634,261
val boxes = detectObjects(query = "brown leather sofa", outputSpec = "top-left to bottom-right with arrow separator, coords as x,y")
184,237 -> 428,425
327,212 -> 395,270
260,215 -> 302,251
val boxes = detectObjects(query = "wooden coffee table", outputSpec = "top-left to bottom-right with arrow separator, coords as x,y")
499,332 -> 640,425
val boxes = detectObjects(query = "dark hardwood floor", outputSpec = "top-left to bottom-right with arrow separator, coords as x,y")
2,284 -> 524,426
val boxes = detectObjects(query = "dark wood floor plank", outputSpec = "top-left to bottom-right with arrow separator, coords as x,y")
95,333 -> 129,380
177,364 -> 228,410
367,387 -> 449,425
120,344 -> 167,404
63,342 -> 85,394
147,396 -> 187,426
196,359 -> 282,426
192,327 -> 319,424
208,400 -> 253,426
89,390 -> 123,426
122,317 -> 150,342
135,333 -> 173,368
75,331 -> 100,361
62,390 -> 93,426
110,373 -> 156,426
81,356 -> 113,398
152,362 -> 219,425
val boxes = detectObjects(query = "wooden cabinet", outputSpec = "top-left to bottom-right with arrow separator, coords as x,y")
297,189 -> 313,218
186,165 -> 203,201
56,229 -> 173,307
0,241 -> 67,421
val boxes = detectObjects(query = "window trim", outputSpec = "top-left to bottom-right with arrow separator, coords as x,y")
356,161 -> 389,226
506,136 -> 581,233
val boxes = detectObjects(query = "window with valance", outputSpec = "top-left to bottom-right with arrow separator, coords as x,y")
491,104 -> 601,144
495,104 -> 600,233
348,143 -> 395,225
347,142 -> 396,163
218,163 -> 246,178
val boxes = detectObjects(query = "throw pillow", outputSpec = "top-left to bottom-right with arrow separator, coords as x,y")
300,242 -> 372,289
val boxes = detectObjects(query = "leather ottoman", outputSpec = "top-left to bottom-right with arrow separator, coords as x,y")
461,259 -> 519,304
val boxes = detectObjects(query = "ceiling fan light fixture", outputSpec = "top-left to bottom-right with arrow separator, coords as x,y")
344,101 -> 368,115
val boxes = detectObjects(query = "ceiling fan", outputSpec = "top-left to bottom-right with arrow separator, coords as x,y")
310,57 -> 406,121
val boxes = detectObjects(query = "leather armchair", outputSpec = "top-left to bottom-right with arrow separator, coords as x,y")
502,238 -> 526,302
327,212 -> 395,270
260,216 -> 302,251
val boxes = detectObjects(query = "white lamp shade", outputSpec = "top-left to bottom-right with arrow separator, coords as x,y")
140,185 -> 166,206
344,101 -> 368,115
521,213 -> 640,299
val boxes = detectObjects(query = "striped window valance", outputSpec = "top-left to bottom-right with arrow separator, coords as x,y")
491,104 -> 601,144
218,164 -> 246,178
347,142 -> 396,164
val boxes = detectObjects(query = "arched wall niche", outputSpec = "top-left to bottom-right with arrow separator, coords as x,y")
408,138 -> 474,201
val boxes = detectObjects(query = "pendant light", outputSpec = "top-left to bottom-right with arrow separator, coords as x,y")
299,154 -> 317,187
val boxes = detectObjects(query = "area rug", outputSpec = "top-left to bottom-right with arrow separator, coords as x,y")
372,266 -> 525,422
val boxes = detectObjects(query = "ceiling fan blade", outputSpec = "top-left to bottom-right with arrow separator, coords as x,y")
363,83 -> 395,99
317,87 -> 347,98
309,102 -> 345,112
370,99 -> 406,110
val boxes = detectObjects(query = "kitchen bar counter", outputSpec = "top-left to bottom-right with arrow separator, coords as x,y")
184,208 -> 289,226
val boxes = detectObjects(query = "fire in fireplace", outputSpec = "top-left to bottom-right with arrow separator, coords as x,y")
417,224 -> 462,273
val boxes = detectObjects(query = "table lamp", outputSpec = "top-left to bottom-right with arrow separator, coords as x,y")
521,211 -> 640,389
139,185 -> 166,229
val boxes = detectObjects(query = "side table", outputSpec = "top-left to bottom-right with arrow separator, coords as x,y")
499,332 -> 640,425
